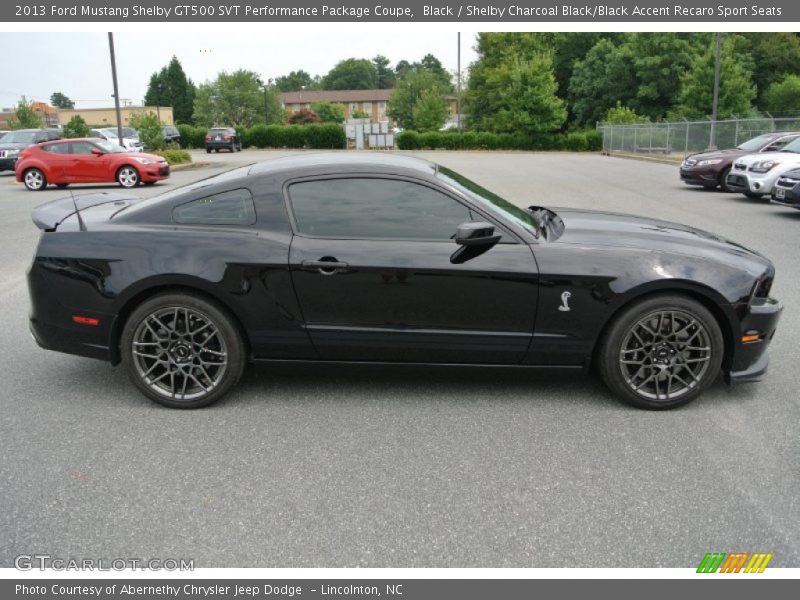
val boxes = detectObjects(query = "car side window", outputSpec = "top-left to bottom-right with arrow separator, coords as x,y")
43,143 -> 70,154
173,189 -> 256,226
288,178 -> 471,240
69,142 -> 97,155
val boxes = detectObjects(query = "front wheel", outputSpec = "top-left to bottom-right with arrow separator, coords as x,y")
597,295 -> 723,409
121,293 -> 246,408
117,165 -> 140,188
719,167 -> 733,192
23,168 -> 47,191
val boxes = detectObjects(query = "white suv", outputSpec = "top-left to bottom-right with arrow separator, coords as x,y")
726,136 -> 800,198
89,128 -> 144,152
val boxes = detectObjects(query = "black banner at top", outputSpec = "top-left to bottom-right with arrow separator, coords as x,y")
1,0 -> 795,22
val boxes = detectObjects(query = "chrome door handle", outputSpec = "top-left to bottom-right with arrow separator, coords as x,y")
301,259 -> 349,275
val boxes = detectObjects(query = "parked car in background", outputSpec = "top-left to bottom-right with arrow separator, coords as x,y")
0,130 -> 10,140
15,138 -> 169,190
205,127 -> 242,153
725,136 -> 800,198
89,128 -> 144,152
680,132 -> 800,192
0,128 -> 61,172
25,154 -> 781,410
771,167 -> 800,209
163,125 -> 181,145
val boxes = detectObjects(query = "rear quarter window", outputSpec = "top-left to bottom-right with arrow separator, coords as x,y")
172,189 -> 256,226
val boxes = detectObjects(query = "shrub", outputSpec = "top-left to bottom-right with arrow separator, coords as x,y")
243,123 -> 346,149
585,130 -> 603,151
396,131 -> 421,150
419,131 -> 443,149
565,131 -> 589,151
287,108 -> 321,125
129,111 -> 164,150
63,115 -> 90,138
176,124 -> 207,149
247,124 -> 270,148
150,149 -> 192,165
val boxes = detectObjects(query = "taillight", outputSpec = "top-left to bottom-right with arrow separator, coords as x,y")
204,134 -> 211,141
223,134 -> 232,140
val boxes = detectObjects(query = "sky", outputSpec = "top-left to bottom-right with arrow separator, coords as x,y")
0,30 -> 480,110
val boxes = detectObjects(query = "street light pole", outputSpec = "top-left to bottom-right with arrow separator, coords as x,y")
709,32 -> 722,150
107,32 -> 124,144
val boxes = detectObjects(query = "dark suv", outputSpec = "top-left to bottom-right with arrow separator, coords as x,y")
163,125 -> 181,146
0,128 -> 61,172
680,132 -> 800,192
204,127 -> 242,153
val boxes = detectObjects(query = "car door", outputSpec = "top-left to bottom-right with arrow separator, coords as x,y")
69,141 -> 111,182
39,142 -> 73,181
286,176 -> 539,364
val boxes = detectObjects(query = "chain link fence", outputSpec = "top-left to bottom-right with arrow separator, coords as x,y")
598,116 -> 800,158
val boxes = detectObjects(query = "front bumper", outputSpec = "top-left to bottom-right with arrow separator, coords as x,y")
0,156 -> 17,171
140,163 -> 170,182
725,297 -> 782,384
726,170 -> 780,195
680,167 -> 721,186
771,184 -> 800,209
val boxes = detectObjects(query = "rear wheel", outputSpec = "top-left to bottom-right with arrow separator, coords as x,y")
116,165 -> 140,188
206,147 -> 211,154
23,168 -> 47,191
121,293 -> 246,408
597,295 -> 723,410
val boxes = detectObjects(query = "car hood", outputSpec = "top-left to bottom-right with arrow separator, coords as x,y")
685,148 -> 742,162
0,141 -> 32,151
136,152 -> 167,162
550,207 -> 770,271
734,150 -> 800,166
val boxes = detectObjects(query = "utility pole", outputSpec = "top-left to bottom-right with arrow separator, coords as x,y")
457,32 -> 462,134
709,32 -> 722,150
108,33 -> 124,144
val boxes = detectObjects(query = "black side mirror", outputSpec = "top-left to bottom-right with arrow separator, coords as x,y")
451,221 -> 501,264
455,221 -> 501,246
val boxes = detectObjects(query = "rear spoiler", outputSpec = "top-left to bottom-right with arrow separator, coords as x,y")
31,192 -> 136,231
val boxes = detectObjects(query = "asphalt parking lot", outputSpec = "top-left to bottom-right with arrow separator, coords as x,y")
0,150 -> 798,568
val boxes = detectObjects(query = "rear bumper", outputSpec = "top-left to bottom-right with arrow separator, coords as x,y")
206,141 -> 236,150
725,298 -> 782,384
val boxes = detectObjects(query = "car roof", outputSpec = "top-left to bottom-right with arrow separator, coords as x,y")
247,152 -> 437,177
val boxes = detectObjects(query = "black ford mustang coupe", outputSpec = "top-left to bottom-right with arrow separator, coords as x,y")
28,154 -> 781,409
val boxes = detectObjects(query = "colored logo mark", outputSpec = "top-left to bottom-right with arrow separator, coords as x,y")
697,552 -> 773,573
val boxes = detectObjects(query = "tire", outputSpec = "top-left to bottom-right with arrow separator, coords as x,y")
719,167 -> 733,192
744,191 -> 763,199
23,168 -> 47,191
116,165 -> 140,188
120,293 -> 246,409
597,295 -> 723,410
230,141 -> 236,152
206,147 -> 211,154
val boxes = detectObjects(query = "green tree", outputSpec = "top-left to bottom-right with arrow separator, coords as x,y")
744,33 -> 800,104
129,111 -> 164,150
50,92 -> 74,109
310,101 -> 345,123
144,56 -> 197,124
275,70 -> 317,92
568,39 -> 637,128
193,70 -> 281,127
388,69 -> 448,130
473,54 -> 566,135
412,88 -> 448,131
762,75 -> 800,114
322,58 -> 376,90
602,101 -> 649,124
62,115 -> 90,138
8,97 -> 43,129
373,55 -> 395,89
677,36 -> 756,119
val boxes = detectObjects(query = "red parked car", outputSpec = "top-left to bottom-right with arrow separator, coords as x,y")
15,138 -> 170,191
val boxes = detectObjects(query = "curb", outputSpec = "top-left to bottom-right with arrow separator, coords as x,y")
602,151 -> 683,166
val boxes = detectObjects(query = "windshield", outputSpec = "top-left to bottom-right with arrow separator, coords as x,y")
779,137 -> 800,153
121,127 -> 138,138
3,131 -> 37,144
94,140 -> 127,153
436,166 -> 542,238
736,134 -> 778,151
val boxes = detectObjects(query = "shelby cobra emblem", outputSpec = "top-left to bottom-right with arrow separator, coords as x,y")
559,291 -> 572,312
